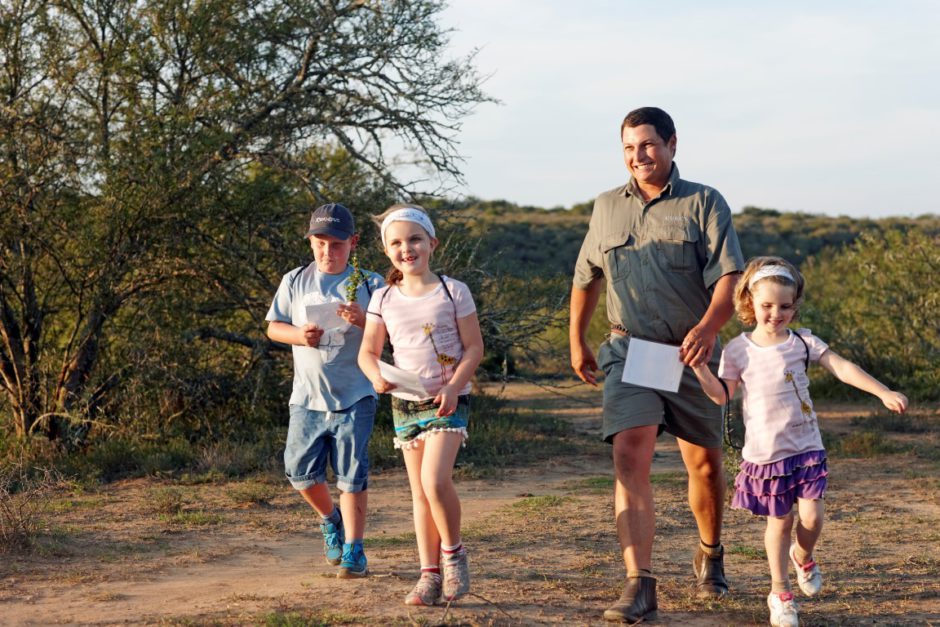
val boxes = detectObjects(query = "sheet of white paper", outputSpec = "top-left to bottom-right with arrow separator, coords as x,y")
305,303 -> 345,330
621,337 -> 685,393
377,361 -> 429,397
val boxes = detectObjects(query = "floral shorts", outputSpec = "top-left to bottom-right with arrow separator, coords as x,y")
391,395 -> 470,450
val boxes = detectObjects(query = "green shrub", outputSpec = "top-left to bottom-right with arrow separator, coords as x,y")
802,229 -> 940,401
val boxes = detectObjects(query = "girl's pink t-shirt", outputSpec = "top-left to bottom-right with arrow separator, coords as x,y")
718,329 -> 829,464
366,276 -> 476,401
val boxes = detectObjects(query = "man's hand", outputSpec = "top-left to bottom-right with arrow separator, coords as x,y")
300,323 -> 323,347
571,340 -> 599,386
679,325 -> 717,367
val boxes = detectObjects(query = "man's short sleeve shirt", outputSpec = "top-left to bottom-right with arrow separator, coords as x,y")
573,164 -> 744,344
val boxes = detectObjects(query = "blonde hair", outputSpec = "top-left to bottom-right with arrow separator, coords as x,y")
371,203 -> 433,286
734,256 -> 805,326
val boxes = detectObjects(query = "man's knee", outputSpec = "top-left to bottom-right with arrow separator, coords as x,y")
682,445 -> 724,483
611,426 -> 657,478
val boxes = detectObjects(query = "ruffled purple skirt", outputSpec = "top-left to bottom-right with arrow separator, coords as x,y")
732,450 -> 828,517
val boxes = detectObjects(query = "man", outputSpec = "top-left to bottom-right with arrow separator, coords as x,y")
569,107 -> 745,622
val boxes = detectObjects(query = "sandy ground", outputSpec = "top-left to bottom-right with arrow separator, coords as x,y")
1,381 -> 939,625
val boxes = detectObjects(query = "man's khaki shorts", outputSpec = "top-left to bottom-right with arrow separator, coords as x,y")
597,333 -> 722,448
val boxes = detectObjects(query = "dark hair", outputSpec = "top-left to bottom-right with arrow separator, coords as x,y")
620,107 -> 676,143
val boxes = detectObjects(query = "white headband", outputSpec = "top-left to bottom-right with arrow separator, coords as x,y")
380,208 -> 436,245
748,265 -> 795,289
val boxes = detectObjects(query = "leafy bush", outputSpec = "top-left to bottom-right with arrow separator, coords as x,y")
802,229 -> 940,400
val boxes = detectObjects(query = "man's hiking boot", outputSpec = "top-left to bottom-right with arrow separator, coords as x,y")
603,575 -> 657,622
693,544 -> 729,598
319,514 -> 344,566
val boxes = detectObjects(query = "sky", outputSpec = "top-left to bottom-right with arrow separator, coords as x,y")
434,1 -> 940,218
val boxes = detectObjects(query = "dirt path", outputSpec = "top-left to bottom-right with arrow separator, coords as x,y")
2,381 -> 939,625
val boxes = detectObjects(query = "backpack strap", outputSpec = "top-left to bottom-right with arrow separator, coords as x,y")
436,274 -> 455,303
792,330 -> 810,371
718,378 -> 742,451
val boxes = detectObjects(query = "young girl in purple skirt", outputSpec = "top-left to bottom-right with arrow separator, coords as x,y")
691,256 -> 908,627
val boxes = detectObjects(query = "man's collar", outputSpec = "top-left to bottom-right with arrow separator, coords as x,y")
625,163 -> 681,198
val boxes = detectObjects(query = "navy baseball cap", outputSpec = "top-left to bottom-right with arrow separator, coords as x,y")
305,203 -> 355,240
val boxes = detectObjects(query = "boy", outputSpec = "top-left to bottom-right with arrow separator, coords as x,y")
266,202 -> 383,578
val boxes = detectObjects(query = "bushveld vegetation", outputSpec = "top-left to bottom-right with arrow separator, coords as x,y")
1,2 -> 937,517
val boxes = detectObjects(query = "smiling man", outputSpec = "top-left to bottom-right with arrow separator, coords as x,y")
569,107 -> 745,622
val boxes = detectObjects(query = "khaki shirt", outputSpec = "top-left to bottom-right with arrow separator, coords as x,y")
573,164 -> 744,346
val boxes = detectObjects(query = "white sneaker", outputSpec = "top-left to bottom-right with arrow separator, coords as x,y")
767,592 -> 800,627
789,543 -> 823,596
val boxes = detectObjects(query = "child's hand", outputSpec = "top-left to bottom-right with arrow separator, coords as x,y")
300,323 -> 323,347
434,384 -> 458,418
336,303 -> 365,328
371,377 -> 396,394
880,390 -> 909,413
679,325 -> 716,367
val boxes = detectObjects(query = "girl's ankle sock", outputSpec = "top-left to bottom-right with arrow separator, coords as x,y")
771,580 -> 791,594
441,541 -> 463,555
793,544 -> 812,565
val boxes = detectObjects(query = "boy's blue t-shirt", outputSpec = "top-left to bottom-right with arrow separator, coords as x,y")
266,263 -> 384,412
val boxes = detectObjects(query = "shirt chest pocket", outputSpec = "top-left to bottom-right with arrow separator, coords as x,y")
651,224 -> 700,272
602,232 -> 635,284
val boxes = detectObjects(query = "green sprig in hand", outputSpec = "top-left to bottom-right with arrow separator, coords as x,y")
344,251 -> 364,303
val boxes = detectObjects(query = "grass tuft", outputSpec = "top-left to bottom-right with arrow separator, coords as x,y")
828,431 -> 897,457
0,461 -> 61,552
226,481 -> 280,507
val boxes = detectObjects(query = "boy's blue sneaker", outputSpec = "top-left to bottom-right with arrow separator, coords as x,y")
337,542 -> 368,579
319,514 -> 345,566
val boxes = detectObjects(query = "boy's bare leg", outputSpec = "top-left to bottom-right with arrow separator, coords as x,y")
340,490 -> 367,540
298,482 -> 335,517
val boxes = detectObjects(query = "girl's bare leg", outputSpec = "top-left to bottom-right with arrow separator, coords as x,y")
794,498 -> 824,562
765,512 -> 795,585
402,444 -> 441,567
418,431 -> 464,546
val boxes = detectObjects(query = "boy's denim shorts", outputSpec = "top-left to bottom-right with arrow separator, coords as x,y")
284,396 -> 376,493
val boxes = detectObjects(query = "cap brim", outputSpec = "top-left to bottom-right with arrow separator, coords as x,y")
305,227 -> 353,240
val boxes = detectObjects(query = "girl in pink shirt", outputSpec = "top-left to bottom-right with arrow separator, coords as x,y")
692,256 -> 907,627
358,204 -> 484,607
